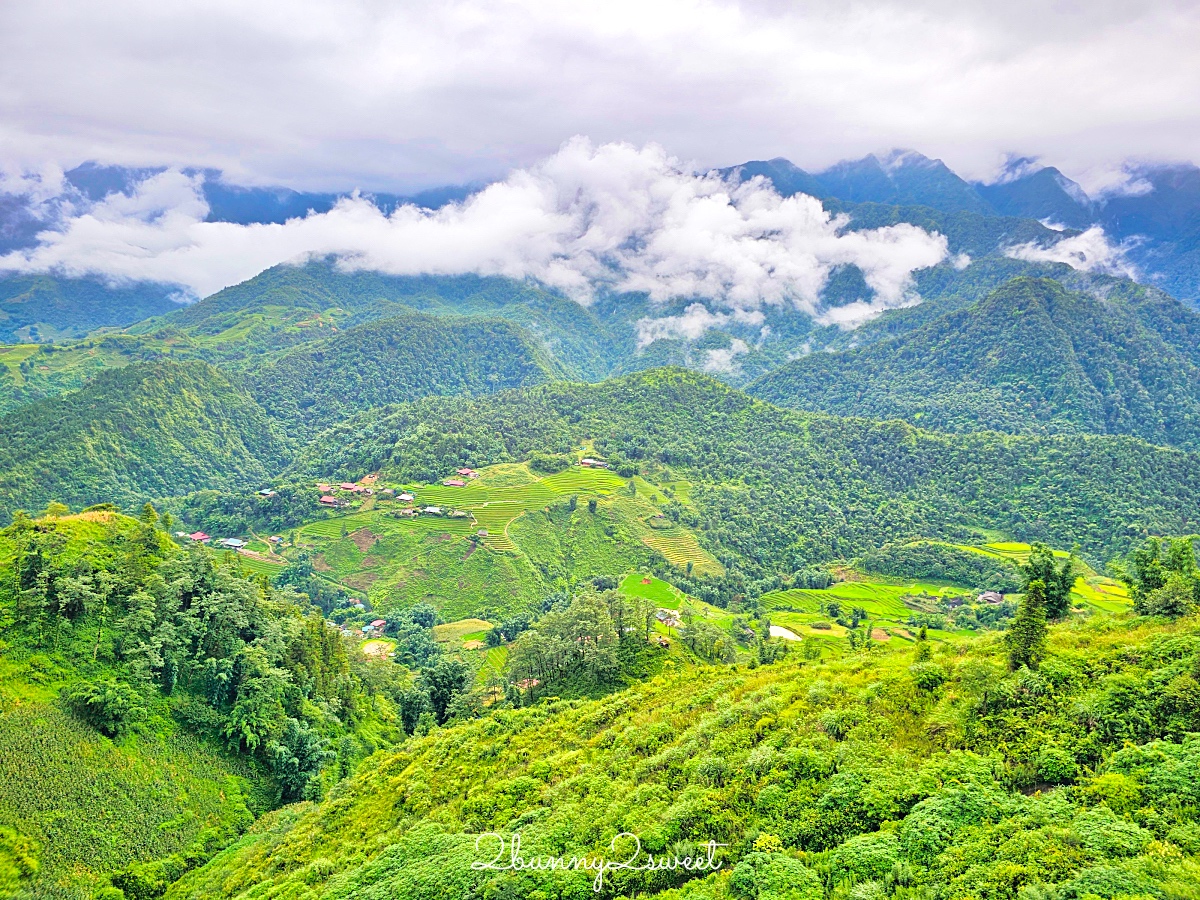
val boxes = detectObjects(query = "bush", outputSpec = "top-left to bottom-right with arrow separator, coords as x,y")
64,679 -> 146,738
731,852 -> 824,900
529,452 -> 572,474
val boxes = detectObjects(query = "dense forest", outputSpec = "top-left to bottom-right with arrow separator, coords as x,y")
244,314 -> 558,435
293,368 -> 1200,569
0,360 -> 287,517
751,278 -> 1200,449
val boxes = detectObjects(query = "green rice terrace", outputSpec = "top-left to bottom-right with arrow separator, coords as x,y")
241,459 -> 724,622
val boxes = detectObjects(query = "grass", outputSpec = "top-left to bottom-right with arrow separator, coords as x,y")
280,463 -> 723,621
640,528 -> 723,576
433,619 -> 494,644
0,703 -> 258,893
619,573 -> 685,607
760,581 -> 947,619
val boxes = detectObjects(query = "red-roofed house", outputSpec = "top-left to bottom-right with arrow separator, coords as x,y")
370,619 -> 386,630
189,532 -> 211,543
339,482 -> 358,491
319,495 -> 339,506
443,479 -> 467,487
457,467 -> 478,478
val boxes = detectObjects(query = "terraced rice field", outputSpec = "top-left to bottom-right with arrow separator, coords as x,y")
641,529 -> 723,576
761,581 -> 950,619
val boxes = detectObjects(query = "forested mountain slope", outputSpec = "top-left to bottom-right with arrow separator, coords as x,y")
294,369 -> 1200,567
138,262 -> 620,380
244,314 -> 559,435
749,277 -> 1200,448
0,360 -> 286,517
168,612 -> 1200,900
0,274 -> 179,343
0,509 -> 407,896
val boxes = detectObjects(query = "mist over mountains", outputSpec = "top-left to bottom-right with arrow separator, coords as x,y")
3,145 -> 1199,317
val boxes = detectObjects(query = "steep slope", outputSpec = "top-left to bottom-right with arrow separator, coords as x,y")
748,277 -> 1200,449
0,359 -> 286,518
168,613 -> 1200,900
0,274 -> 179,342
293,369 -> 1200,565
245,314 -> 559,435
142,262 -> 618,380
0,510 -> 404,896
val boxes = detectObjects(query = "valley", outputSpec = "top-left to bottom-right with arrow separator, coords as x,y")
2,149 -> 1200,900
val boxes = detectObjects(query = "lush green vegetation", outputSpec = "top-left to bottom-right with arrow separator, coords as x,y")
293,368 -> 1200,571
244,314 -> 558,435
0,274 -> 178,344
0,360 -> 287,519
751,278 -> 1200,450
166,592 -> 1200,900
857,540 -> 1023,593
0,508 -> 409,896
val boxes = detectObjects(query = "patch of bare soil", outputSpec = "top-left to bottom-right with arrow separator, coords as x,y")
349,528 -> 379,552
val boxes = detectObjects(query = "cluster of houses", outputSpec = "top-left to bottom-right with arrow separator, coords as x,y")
442,468 -> 479,487
945,591 -> 1007,609
175,531 -> 248,551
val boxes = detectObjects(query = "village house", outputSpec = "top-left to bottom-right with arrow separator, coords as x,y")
257,488 -> 277,497
398,491 -> 415,502
219,537 -> 246,550
442,478 -> 466,487
457,467 -> 479,478
423,506 -> 443,515
370,619 -> 386,631
319,495 -> 339,506
188,532 -> 211,543
977,591 -> 1004,604
317,483 -> 332,492
655,609 -> 682,628
268,535 -> 282,544
580,458 -> 609,468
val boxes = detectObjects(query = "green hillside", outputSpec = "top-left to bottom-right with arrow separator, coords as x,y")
0,360 -> 287,519
167,610 -> 1200,900
750,277 -> 1200,449
137,263 -> 621,380
0,274 -> 179,344
245,314 -> 559,435
0,509 -> 409,897
293,368 -> 1200,567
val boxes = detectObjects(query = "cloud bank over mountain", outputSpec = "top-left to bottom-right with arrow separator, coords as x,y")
0,139 -> 950,328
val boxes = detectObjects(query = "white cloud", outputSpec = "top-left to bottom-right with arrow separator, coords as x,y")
0,139 -> 949,321
1003,225 -> 1136,278
1,2 -> 1198,191
701,338 -> 750,375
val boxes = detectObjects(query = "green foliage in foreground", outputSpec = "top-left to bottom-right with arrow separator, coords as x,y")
295,368 -> 1200,571
168,612 -> 1200,900
0,510 -> 406,895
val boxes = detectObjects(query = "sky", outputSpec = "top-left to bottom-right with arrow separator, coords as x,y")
0,0 -> 1187,324
2,0 -> 1198,194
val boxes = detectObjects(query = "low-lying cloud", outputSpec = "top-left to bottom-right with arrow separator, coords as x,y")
1004,226 -> 1136,278
0,138 -> 949,331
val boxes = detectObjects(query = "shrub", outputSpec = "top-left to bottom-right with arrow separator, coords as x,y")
64,679 -> 146,738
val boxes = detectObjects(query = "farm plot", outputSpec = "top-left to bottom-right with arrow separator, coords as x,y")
641,528 -> 723,576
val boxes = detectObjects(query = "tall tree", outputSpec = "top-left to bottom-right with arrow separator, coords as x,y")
1007,578 -> 1049,671
1021,543 -> 1075,620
